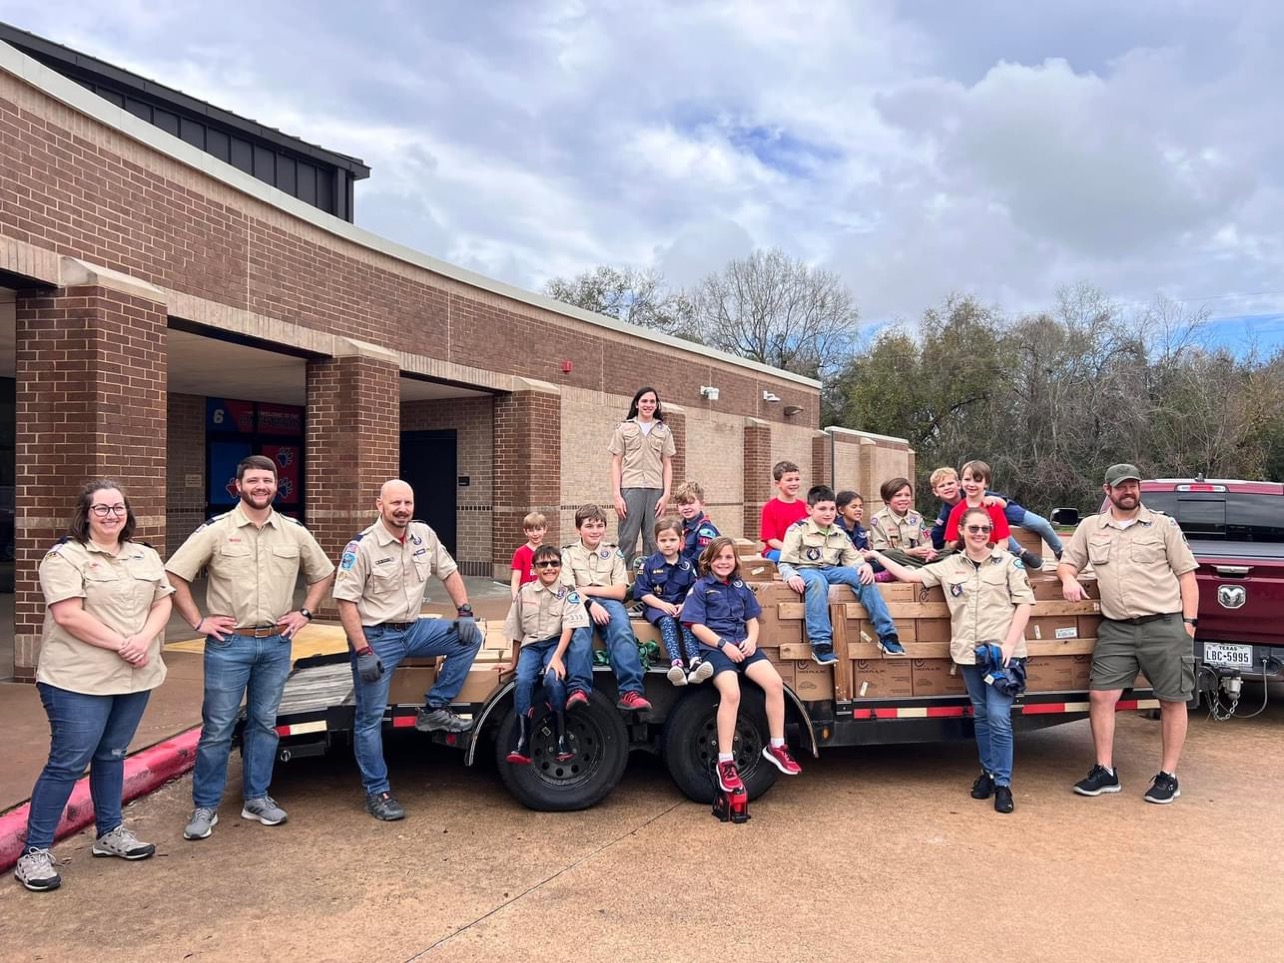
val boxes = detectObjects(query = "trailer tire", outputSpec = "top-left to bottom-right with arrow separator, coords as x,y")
662,685 -> 779,804
495,691 -> 629,811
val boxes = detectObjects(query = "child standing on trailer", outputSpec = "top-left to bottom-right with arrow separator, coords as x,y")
502,545 -> 590,765
683,536 -> 802,793
509,511 -> 548,600
634,518 -> 713,686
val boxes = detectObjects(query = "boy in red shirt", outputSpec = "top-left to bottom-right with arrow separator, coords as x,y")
509,512 -> 548,599
759,460 -> 808,561
944,461 -> 1042,569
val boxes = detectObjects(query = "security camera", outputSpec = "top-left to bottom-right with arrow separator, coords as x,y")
700,385 -> 720,401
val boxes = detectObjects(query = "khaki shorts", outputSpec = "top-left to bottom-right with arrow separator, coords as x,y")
1091,615 -> 1196,702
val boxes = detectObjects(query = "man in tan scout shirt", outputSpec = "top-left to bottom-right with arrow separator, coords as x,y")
166,455 -> 334,841
333,479 -> 483,822
1059,463 -> 1199,805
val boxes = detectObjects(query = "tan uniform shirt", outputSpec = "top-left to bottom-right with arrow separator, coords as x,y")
1061,506 -> 1197,620
38,539 -> 175,694
608,418 -> 676,490
503,580 -> 590,646
869,508 -> 928,551
166,504 -> 334,627
918,549 -> 1036,664
779,518 -> 860,573
560,540 -> 628,589
333,519 -> 458,625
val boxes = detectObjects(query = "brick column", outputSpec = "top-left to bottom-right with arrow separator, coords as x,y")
859,438 -> 879,510
14,284 -> 168,681
305,346 -> 400,561
811,430 -> 833,489
742,417 -> 772,540
664,404 -> 687,491
493,379 -> 561,579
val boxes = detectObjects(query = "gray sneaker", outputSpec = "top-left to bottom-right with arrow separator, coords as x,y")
91,825 -> 155,860
241,796 -> 288,826
183,807 -> 219,840
14,848 -> 61,892
415,706 -> 473,733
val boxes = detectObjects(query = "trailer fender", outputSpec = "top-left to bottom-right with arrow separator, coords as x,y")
464,679 -> 517,766
783,685 -> 819,758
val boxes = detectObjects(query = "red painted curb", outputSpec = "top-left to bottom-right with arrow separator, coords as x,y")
0,726 -> 201,872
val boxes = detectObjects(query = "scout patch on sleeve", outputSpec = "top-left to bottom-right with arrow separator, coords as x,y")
1012,558 -> 1025,569
340,539 -> 361,571
615,548 -> 625,558
679,559 -> 691,570
567,592 -> 580,605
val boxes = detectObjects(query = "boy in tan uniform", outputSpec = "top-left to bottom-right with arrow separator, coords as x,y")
1059,464 -> 1199,804
868,476 -> 940,569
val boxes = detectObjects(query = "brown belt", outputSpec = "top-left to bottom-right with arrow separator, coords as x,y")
233,626 -> 281,638
373,621 -> 416,631
1106,613 -> 1174,626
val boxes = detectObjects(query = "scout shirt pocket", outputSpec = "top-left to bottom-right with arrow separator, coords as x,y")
942,575 -> 970,614
123,554 -> 168,614
1087,535 -> 1113,568
1130,534 -> 1166,565
269,543 -> 301,580
81,561 -> 122,612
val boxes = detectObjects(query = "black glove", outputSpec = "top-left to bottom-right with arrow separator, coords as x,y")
456,615 -> 483,649
355,648 -> 383,683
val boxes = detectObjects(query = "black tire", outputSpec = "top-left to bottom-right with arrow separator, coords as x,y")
662,684 -> 779,804
495,690 -> 629,811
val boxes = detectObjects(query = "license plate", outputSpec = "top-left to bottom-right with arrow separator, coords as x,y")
1203,643 -> 1253,668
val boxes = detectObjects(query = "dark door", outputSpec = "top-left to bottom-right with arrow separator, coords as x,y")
400,429 -> 458,555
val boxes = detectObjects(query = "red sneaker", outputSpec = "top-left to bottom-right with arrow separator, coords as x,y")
616,691 -> 652,712
505,749 -> 531,765
565,691 -> 590,711
762,744 -> 802,775
716,759 -> 745,792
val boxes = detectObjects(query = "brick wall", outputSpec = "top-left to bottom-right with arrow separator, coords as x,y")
166,392 -> 205,555
685,410 -> 745,539
494,387 -> 561,578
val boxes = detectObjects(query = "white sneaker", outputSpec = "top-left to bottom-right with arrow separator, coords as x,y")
666,662 -> 688,686
688,658 -> 714,684
91,825 -> 155,860
14,848 -> 61,891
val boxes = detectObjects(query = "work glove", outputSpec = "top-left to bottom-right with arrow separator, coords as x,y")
356,648 -> 384,683
455,615 -> 483,649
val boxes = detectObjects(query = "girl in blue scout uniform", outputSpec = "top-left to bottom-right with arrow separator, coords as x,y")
682,536 -> 802,795
634,519 -> 712,686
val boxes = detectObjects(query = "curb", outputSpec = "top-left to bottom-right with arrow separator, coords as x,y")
0,726 -> 201,872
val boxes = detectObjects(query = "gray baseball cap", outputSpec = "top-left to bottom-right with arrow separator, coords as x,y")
1104,463 -> 1142,487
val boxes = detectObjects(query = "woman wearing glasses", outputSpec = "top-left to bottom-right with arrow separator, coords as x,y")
14,481 -> 174,892
866,506 -> 1035,814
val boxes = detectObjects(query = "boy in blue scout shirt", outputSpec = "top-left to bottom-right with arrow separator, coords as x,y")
682,536 -> 802,794
780,485 -> 906,664
634,518 -> 712,686
673,480 -> 721,564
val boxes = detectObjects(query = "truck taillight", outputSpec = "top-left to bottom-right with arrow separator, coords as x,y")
1176,484 -> 1225,492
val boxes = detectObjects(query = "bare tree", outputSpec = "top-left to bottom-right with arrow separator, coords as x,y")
692,248 -> 859,379
543,265 -> 696,337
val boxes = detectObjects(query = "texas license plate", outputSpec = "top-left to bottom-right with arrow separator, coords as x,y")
1203,643 -> 1253,668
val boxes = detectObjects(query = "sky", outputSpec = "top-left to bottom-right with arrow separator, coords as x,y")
3,0 -> 1284,354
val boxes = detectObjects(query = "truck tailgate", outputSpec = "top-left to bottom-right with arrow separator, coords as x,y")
1188,539 -> 1284,646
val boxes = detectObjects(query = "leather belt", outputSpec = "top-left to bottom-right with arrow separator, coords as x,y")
233,626 -> 281,638
373,621 -> 416,631
1106,613 -> 1174,626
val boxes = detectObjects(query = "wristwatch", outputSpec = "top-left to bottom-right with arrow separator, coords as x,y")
716,638 -> 727,650
300,608 -> 313,621
1182,617 -> 1198,627
457,604 -> 475,618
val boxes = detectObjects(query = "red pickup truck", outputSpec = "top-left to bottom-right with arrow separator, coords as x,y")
1055,478 -> 1284,718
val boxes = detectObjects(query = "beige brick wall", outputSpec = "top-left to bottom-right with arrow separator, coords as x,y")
833,437 -> 864,496
871,446 -> 915,511
770,425 -> 820,486
685,411 -> 745,539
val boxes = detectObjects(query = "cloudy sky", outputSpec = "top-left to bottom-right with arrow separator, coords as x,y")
4,0 -> 1284,350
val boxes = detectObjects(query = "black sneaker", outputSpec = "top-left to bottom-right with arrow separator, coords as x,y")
1143,771 -> 1181,805
811,643 -> 837,665
971,771 -> 995,799
877,635 -> 907,656
415,706 -> 472,733
994,785 -> 1014,814
365,791 -> 406,821
1020,550 -> 1044,571
1073,763 -> 1121,796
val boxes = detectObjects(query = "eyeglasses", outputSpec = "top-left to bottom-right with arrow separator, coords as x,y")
965,524 -> 993,534
90,505 -> 128,517
534,560 -> 562,569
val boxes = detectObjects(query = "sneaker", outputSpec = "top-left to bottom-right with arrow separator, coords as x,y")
716,759 -> 744,792
415,705 -> 473,733
688,658 -> 714,684
994,785 -> 1015,814
971,771 -> 996,800
626,602 -> 645,618
241,796 -> 288,826
877,635 -> 907,656
762,744 -> 802,775
617,691 -> 652,712
91,825 -> 155,860
667,661 -> 688,686
811,643 -> 838,666
1143,771 -> 1181,805
1020,550 -> 1044,571
365,791 -> 406,821
183,807 -> 219,840
565,690 -> 590,711
1073,764 -> 1122,796
14,848 -> 60,892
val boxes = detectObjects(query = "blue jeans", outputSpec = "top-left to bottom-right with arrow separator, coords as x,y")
798,566 -> 898,645
26,683 -> 151,850
193,631 -> 292,808
568,599 -> 643,696
513,637 -> 567,716
765,549 -> 781,562
657,615 -> 699,663
351,618 -> 482,796
1010,510 -> 1063,557
960,663 -> 1016,786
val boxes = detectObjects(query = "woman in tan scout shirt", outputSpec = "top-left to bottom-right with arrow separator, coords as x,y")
608,386 -> 676,565
14,481 -> 174,893
869,506 -> 1034,814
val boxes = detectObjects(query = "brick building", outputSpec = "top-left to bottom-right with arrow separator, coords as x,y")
0,28 -> 912,681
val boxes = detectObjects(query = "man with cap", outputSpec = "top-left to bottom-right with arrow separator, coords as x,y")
1058,464 -> 1199,804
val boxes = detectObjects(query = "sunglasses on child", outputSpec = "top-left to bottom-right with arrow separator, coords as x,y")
534,560 -> 562,569
965,524 -> 993,534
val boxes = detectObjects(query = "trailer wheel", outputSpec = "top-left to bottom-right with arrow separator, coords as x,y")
495,691 -> 629,811
662,685 -> 778,804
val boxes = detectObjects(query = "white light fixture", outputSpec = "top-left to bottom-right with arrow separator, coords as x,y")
700,385 -> 720,401
763,391 -> 781,403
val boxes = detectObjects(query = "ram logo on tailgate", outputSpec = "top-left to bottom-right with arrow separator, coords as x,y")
1217,585 -> 1247,610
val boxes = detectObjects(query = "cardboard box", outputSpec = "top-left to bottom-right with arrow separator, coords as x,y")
852,659 -> 914,699
1029,575 -> 1100,601
1025,616 -> 1079,642
630,619 -> 663,646
1024,655 -> 1092,692
793,660 -> 836,700
1077,614 -> 1102,639
773,659 -> 797,689
911,658 -> 968,696
388,666 -> 436,705
740,558 -> 778,580
915,618 -> 953,643
876,582 -> 920,603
